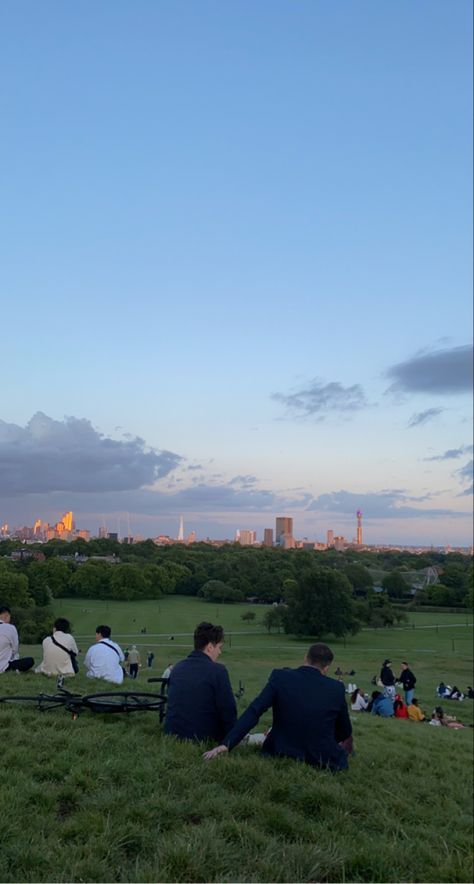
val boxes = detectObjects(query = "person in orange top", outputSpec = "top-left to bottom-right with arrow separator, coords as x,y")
407,698 -> 426,721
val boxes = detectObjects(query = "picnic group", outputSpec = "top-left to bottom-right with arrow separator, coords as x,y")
1,604 -> 472,771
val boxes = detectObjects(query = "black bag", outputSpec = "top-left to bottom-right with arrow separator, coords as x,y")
51,635 -> 79,673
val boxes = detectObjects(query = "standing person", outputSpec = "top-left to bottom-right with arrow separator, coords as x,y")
398,661 -> 417,706
380,659 -> 396,700
203,643 -> 352,772
0,605 -> 34,673
147,651 -> 154,668
35,618 -> 79,677
84,625 -> 125,685
162,662 -> 173,680
128,645 -> 141,679
164,622 -> 237,742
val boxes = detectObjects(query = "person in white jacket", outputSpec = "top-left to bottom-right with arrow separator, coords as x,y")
351,687 -> 368,711
35,618 -> 79,677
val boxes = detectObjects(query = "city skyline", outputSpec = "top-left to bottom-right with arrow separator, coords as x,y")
0,2 -> 472,547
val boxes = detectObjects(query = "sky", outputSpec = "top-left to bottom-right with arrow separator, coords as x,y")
0,0 -> 472,546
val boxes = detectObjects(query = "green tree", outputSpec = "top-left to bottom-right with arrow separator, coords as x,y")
68,561 -> 112,598
0,570 -> 34,608
109,564 -> 148,600
284,568 -> 358,637
382,571 -> 408,599
263,606 -> 286,633
344,563 -> 374,595
241,611 -> 256,622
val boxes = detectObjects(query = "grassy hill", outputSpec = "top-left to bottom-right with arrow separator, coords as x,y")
0,597 -> 472,882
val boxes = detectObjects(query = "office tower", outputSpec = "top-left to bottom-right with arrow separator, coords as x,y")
263,528 -> 273,547
280,533 -> 295,549
187,530 -> 196,544
334,535 -> 346,551
239,530 -> 257,546
61,511 -> 74,532
177,515 -> 184,542
326,529 -> 334,548
356,510 -> 363,545
98,526 -> 108,539
275,517 -> 293,546
107,532 -> 118,542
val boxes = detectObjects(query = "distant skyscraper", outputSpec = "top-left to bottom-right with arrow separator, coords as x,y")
61,511 -> 74,532
263,528 -> 273,547
98,526 -> 108,539
326,529 -> 334,548
177,515 -> 184,542
239,530 -> 257,546
356,510 -> 363,545
275,517 -> 293,546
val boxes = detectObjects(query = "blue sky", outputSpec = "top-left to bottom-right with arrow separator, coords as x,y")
0,0 -> 472,545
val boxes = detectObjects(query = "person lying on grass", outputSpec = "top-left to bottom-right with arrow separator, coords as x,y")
202,642 -> 352,772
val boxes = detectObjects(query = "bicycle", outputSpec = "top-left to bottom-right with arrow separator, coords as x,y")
0,683 -> 168,721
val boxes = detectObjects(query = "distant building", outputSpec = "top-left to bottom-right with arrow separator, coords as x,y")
326,529 -> 334,548
98,527 -> 108,539
239,530 -> 257,546
280,532 -> 296,549
334,535 -> 346,551
276,517 -> 293,546
107,532 -> 118,542
263,528 -> 273,547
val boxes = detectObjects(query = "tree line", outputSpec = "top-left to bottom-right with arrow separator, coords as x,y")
0,539 -> 471,641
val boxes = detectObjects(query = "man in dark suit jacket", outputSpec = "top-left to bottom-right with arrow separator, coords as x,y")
203,642 -> 351,771
164,621 -> 237,742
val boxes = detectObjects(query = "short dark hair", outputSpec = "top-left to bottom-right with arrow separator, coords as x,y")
194,622 -> 224,651
0,605 -> 11,615
306,643 -> 334,668
54,618 -> 70,633
96,625 -> 111,639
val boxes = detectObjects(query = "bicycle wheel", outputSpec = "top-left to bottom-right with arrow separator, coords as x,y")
81,691 -> 167,714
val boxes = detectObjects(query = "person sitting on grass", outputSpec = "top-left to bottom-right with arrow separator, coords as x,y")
203,642 -> 352,772
35,618 -> 79,677
84,625 -> 125,685
407,698 -> 426,722
370,691 -> 394,717
0,605 -> 34,673
164,622 -> 237,743
393,693 -> 409,719
432,706 -> 466,729
447,686 -> 464,701
351,687 -> 368,711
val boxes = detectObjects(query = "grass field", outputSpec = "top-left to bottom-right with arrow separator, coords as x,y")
1,596 -> 472,882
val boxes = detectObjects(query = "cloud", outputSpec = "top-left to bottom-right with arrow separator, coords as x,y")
272,380 -> 367,418
455,459 -> 473,497
0,412 -> 182,494
407,408 -> 443,428
386,344 -> 473,395
424,445 -> 473,462
306,488 -> 465,520
229,475 -> 258,488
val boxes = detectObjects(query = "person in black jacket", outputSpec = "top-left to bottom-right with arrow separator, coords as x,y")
203,642 -> 352,771
398,661 -> 417,706
164,622 -> 237,742
380,659 -> 396,700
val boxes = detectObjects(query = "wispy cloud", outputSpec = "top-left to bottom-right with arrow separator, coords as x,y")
386,344 -> 473,395
0,412 -> 182,494
455,459 -> 473,498
306,488 -> 465,519
272,380 -> 367,419
407,408 -> 443,428
424,445 -> 473,462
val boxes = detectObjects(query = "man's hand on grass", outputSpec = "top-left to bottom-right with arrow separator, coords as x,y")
202,745 -> 228,761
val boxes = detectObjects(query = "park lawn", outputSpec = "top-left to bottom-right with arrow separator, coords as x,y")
2,600 -> 473,881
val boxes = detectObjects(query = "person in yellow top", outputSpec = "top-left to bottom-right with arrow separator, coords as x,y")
407,698 -> 426,722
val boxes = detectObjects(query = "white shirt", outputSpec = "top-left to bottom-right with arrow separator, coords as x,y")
351,694 -> 368,711
0,621 -> 19,673
84,639 -> 125,684
35,631 -> 79,676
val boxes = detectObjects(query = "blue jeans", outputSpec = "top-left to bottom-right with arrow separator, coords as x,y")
404,689 -> 414,706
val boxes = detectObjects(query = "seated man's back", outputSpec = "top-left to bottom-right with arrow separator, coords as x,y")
84,625 -> 124,684
164,621 -> 237,742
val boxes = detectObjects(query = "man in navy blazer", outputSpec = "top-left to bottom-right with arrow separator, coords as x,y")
164,621 -> 237,742
203,642 -> 351,770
